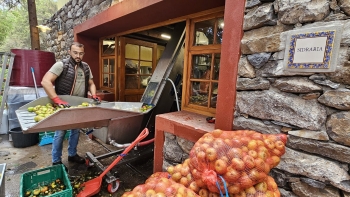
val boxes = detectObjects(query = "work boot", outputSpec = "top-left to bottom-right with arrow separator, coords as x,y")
52,161 -> 68,172
68,154 -> 85,164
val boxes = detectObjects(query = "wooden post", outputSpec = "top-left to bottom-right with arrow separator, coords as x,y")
215,0 -> 246,130
27,0 -> 40,50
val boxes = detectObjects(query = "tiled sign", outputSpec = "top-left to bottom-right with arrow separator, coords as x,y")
283,25 -> 342,72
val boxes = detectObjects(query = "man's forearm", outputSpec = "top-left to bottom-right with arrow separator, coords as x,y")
89,83 -> 97,96
41,81 -> 58,99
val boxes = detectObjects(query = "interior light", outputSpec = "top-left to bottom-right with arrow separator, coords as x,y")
161,34 -> 171,40
220,22 -> 224,28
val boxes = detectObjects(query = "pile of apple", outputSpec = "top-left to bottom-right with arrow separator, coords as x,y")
121,171 -> 199,197
166,129 -> 286,196
27,102 -> 91,122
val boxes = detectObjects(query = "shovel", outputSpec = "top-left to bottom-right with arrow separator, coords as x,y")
76,128 -> 149,197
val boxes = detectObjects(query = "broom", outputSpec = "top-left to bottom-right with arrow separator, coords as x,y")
30,67 -> 54,146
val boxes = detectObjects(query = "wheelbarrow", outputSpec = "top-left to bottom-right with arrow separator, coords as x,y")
77,128 -> 149,197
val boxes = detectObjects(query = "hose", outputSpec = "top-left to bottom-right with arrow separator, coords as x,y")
165,78 -> 180,111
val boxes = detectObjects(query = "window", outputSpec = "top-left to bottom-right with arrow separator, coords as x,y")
183,13 -> 224,116
102,37 -> 115,56
125,43 -> 154,89
102,58 -> 115,89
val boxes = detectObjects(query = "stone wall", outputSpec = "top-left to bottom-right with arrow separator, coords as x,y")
163,0 -> 350,197
42,0 -> 115,60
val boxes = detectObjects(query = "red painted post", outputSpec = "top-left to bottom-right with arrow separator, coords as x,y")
215,0 -> 246,130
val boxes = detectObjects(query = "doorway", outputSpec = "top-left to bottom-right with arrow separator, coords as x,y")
119,37 -> 157,102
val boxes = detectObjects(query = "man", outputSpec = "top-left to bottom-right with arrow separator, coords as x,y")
41,42 -> 101,167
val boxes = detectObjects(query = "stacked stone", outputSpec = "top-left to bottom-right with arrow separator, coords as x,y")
42,0 -> 113,60
165,1 -> 350,197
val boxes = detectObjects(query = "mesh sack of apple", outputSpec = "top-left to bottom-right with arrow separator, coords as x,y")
187,129 -> 287,194
121,171 -> 200,197
196,175 -> 280,197
166,159 -> 202,193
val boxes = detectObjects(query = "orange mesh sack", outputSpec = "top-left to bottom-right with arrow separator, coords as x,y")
188,129 -> 287,194
197,176 -> 280,197
122,174 -> 200,197
167,159 -> 203,193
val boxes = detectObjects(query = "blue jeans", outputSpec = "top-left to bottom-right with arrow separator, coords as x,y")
52,129 -> 80,163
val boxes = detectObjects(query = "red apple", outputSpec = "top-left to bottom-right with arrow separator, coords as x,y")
257,149 -> 269,160
164,186 -> 177,196
271,148 -> 283,157
186,173 -> 193,182
180,166 -> 190,176
254,158 -> 265,172
191,169 -> 202,179
133,184 -> 147,193
270,155 -> 281,167
265,191 -> 275,197
247,140 -> 258,150
241,146 -> 249,153
245,186 -> 256,195
198,188 -> 209,197
196,151 -> 206,162
174,164 -> 183,172
206,148 -> 218,161
248,150 -> 258,158
252,133 -> 264,140
196,179 -> 206,188
145,189 -> 156,197
255,181 -> 267,192
224,167 -> 241,182
214,159 -> 228,174
231,158 -> 245,171
243,155 -> 255,169
200,143 -> 210,151
227,148 -> 243,159
155,181 -> 170,193
179,177 -> 190,187
239,173 -> 254,189
167,166 -> 175,175
203,135 -> 215,144
171,172 -> 182,182
275,140 -> 285,150
208,192 -> 220,197
224,138 -> 233,147
188,181 -> 200,193
211,129 -> 223,138
155,192 -> 166,197
264,139 -> 275,149
248,168 -> 260,181
235,191 -> 247,197
227,184 -> 241,194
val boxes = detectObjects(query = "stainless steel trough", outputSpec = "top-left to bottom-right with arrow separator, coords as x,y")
15,95 -> 151,134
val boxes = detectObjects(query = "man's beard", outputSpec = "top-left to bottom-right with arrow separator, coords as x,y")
75,58 -> 81,62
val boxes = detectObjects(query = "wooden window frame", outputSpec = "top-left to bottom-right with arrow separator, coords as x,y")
182,11 -> 224,117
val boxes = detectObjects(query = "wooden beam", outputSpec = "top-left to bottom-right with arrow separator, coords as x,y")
215,0 -> 245,130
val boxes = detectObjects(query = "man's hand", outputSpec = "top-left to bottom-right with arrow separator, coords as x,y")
92,95 -> 101,103
51,96 -> 70,108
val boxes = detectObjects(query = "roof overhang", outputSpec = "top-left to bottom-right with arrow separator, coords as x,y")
74,0 -> 225,38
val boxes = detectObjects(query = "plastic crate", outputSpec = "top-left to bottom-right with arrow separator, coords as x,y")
39,130 -> 71,142
20,164 -> 72,197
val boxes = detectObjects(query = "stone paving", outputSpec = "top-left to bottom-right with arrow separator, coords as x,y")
0,132 -> 154,197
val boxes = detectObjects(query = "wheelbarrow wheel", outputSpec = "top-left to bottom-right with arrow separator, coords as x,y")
107,180 -> 120,194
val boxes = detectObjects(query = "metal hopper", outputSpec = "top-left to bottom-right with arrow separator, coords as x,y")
15,95 -> 151,134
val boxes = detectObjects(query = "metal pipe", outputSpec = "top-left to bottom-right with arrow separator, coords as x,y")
164,78 -> 180,111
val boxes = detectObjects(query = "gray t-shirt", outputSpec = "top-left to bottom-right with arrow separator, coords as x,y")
49,61 -> 93,97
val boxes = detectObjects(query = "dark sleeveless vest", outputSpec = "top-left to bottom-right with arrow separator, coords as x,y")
55,57 -> 90,98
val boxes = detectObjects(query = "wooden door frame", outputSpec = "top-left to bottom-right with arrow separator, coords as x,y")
118,37 -> 157,101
